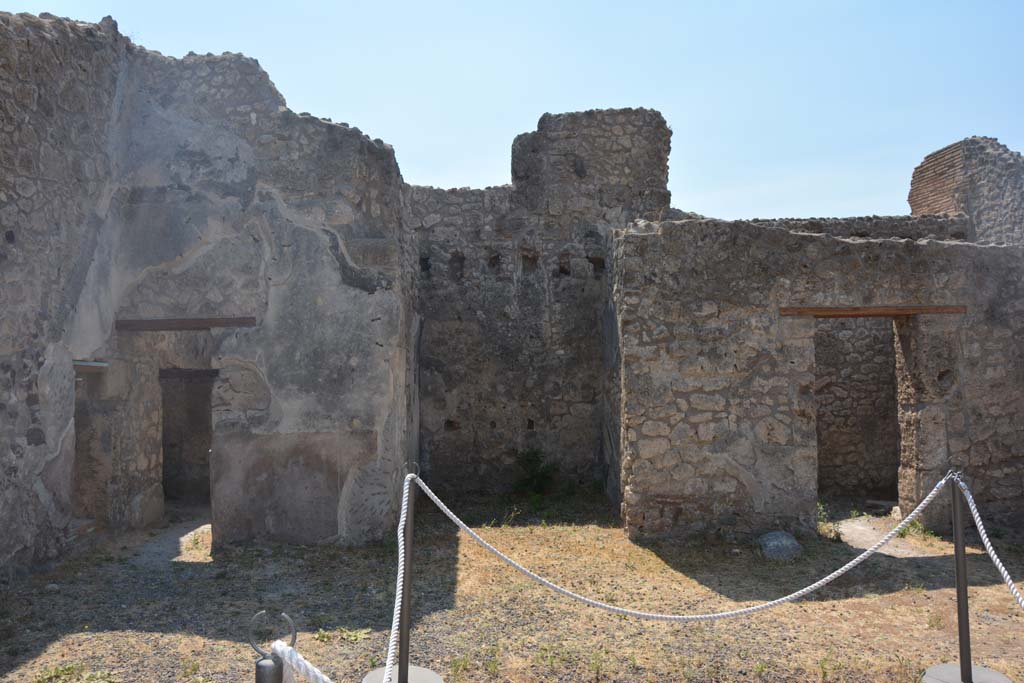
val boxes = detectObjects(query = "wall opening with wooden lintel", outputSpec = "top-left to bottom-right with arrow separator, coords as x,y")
782,305 -> 968,517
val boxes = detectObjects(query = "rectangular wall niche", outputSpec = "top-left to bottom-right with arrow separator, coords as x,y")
813,318 -> 900,499
159,369 -> 217,504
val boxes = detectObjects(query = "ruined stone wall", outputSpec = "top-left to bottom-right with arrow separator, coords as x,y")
748,215 -> 973,241
90,44 -> 413,547
1,12 -> 415,575
960,138 -> 1024,245
613,218 -> 1024,539
408,109 -> 671,496
0,14 -> 126,573
908,142 -> 966,217
910,137 -> 1024,245
786,216 -> 971,500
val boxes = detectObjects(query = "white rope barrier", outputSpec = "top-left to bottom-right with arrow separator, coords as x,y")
273,470 -> 1022,683
954,478 -> 1024,610
412,472 -> 955,622
379,474 -> 415,683
272,639 -> 333,683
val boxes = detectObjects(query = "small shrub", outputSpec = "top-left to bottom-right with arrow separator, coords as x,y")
483,645 -> 501,677
588,650 -> 606,681
35,665 -> 85,683
816,501 -> 842,541
450,653 -> 471,681
337,626 -> 372,643
34,665 -> 118,683
512,448 -> 558,496
314,626 -> 371,643
898,520 -> 936,539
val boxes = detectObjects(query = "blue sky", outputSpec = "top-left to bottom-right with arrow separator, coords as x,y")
10,1 -> 1023,218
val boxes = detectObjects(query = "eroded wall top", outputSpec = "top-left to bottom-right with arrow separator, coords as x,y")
909,136 -> 1024,245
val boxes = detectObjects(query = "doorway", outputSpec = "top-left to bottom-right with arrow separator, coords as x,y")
814,317 -> 901,503
159,368 -> 217,506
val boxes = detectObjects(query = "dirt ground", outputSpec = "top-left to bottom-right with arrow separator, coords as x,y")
1,493 -> 1021,683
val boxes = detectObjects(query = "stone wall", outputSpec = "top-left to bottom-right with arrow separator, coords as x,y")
0,12 -> 415,575
407,109 -> 671,496
790,215 -> 970,500
909,136 -> 1024,245
4,11 -> 1024,577
1,13 -> 125,572
613,218 -> 1024,538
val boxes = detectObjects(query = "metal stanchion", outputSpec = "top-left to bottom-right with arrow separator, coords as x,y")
363,471 -> 443,683
922,477 -> 1011,683
250,611 -> 296,683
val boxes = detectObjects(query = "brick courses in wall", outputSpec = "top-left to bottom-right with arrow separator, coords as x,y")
910,136 -> 1024,245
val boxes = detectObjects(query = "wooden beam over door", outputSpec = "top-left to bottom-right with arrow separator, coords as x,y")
158,368 -> 220,381
73,360 -> 109,374
779,305 -> 967,318
114,316 -> 258,331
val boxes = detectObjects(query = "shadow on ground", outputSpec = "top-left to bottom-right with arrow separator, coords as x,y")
0,497 -> 459,679
640,510 -> 1023,604
2,489 -> 1021,681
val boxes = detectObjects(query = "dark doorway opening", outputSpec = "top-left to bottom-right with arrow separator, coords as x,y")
813,318 -> 901,503
159,368 -> 216,505
72,369 -> 111,531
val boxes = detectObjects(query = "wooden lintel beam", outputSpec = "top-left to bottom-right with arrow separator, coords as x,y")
115,316 -> 257,331
73,360 -> 109,373
158,368 -> 220,381
779,305 -> 967,318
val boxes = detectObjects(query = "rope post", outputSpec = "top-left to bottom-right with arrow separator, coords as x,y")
922,476 -> 1012,683
398,478 -> 415,683
249,611 -> 295,683
952,481 -> 973,683
362,473 -> 444,683
254,655 -> 283,683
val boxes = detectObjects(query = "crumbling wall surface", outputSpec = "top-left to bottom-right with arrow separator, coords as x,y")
84,39 -> 412,547
749,215 -> 973,241
909,137 -> 1024,245
509,109 -> 671,224
814,317 -> 900,498
409,108 -> 671,495
0,13 -> 126,573
1,11 -> 414,576
613,218 -> 1024,539
960,138 -> 1024,245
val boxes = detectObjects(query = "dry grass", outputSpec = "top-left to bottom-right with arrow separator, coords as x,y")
1,493 -> 1021,683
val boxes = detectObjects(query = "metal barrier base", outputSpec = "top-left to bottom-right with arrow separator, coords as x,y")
922,663 -> 1012,683
362,666 -> 444,683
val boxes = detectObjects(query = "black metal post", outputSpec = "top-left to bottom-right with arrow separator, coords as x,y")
361,478 -> 442,683
952,482 -> 974,683
398,484 -> 415,683
254,655 -> 283,683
